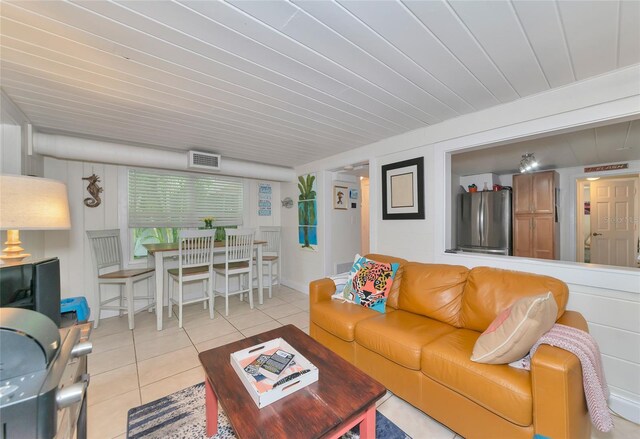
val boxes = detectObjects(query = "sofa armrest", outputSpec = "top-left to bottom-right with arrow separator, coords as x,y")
531,311 -> 591,439
309,278 -> 336,305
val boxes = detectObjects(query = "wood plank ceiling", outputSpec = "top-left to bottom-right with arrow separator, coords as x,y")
1,0 -> 638,168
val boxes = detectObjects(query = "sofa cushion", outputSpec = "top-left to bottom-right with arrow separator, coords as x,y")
460,266 -> 568,332
398,263 -> 469,327
341,255 -> 399,313
355,310 -> 455,370
422,329 -> 533,426
310,300 -> 383,342
363,254 -> 407,309
472,292 -> 558,364
329,272 -> 351,299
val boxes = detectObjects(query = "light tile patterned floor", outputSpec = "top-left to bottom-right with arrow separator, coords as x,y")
87,285 -> 638,439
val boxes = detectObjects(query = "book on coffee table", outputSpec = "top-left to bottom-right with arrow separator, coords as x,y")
230,337 -> 319,408
258,349 -> 295,381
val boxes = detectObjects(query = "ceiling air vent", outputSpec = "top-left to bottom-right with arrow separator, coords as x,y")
188,151 -> 221,171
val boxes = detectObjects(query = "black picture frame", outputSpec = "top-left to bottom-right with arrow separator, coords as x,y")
381,157 -> 424,220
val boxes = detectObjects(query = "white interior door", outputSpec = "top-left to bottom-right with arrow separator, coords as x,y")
590,177 -> 638,267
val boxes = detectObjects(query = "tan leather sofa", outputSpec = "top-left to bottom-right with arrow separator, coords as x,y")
310,254 -> 590,439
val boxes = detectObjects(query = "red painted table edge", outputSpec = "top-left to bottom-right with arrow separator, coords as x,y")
204,376 -> 376,439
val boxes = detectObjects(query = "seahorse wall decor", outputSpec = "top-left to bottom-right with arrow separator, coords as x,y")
82,174 -> 103,208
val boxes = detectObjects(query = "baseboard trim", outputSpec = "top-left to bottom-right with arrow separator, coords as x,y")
610,392 -> 640,424
281,278 -> 308,295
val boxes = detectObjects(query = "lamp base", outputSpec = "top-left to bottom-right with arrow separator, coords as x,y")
1,230 -> 31,262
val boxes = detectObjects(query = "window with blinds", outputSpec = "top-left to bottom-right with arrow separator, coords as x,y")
128,168 -> 244,228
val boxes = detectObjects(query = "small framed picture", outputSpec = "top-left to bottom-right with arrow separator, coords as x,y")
333,186 -> 348,210
349,188 -> 359,200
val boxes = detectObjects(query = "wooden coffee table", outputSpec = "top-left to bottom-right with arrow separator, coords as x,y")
198,324 -> 386,439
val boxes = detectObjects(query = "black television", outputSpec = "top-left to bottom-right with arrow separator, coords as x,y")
0,258 -> 61,327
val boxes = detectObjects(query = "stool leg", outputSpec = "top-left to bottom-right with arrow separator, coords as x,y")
168,277 -> 173,319
178,278 -> 183,329
119,284 -> 124,317
268,262 -> 273,299
126,279 -> 135,330
94,282 -> 101,329
248,273 -> 254,309
148,274 -> 154,313
208,272 -> 215,320
225,274 -> 229,317
203,279 -> 207,309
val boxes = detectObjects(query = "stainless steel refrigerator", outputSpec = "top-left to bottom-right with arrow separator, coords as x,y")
457,190 -> 512,255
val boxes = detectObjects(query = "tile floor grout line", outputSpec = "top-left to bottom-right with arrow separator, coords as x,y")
131,326 -> 143,410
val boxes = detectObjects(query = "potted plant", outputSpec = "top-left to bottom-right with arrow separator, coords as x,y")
202,216 -> 215,229
468,184 -> 478,193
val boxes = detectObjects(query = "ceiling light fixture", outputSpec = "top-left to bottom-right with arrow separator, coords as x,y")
586,177 -> 600,181
519,153 -> 539,173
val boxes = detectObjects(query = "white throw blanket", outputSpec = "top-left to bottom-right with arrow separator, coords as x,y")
528,324 -> 614,432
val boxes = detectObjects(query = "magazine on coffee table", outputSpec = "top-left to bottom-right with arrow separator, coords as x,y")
230,338 -> 319,408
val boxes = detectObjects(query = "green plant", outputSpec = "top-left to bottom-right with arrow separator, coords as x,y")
132,227 -> 180,258
298,174 -> 316,248
202,216 -> 216,229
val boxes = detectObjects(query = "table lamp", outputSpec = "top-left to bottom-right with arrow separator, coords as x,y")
0,174 -> 71,262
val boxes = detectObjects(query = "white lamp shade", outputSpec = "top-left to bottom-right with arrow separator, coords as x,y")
0,175 -> 71,230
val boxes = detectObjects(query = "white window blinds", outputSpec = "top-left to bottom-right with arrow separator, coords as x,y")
128,168 -> 243,228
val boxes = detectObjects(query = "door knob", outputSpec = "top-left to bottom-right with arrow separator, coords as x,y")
592,232 -> 602,236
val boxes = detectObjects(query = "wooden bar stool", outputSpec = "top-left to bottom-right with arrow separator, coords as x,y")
87,229 -> 155,330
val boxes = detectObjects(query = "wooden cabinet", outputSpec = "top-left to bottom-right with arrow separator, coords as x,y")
513,171 -> 559,260
514,215 -> 534,257
513,171 -> 555,214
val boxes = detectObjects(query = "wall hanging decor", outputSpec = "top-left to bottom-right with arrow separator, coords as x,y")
258,183 -> 272,217
381,157 -> 424,220
297,173 -> 318,251
349,188 -> 359,200
82,174 -> 103,208
333,186 -> 348,210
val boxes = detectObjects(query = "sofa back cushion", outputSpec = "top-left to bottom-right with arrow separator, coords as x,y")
397,262 -> 469,327
364,254 -> 408,309
460,266 -> 568,332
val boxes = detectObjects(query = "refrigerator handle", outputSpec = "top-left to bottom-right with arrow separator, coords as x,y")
478,193 -> 484,246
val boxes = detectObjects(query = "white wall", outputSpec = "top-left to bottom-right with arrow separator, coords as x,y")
43,156 -> 281,319
286,65 -> 640,422
0,91 -> 45,259
280,175 -> 325,294
360,178 -> 370,255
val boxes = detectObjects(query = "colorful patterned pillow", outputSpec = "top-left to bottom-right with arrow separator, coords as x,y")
471,292 -> 558,364
330,254 -> 362,302
329,272 -> 351,300
342,255 -> 399,313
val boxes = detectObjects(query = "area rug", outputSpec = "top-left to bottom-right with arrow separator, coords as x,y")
127,382 -> 411,439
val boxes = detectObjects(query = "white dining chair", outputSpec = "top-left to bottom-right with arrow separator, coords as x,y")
255,226 -> 281,299
86,229 -> 155,330
167,229 -> 216,328
212,228 -> 255,316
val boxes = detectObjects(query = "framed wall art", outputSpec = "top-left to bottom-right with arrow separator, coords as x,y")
333,186 -> 348,210
298,173 -> 318,251
381,157 -> 424,220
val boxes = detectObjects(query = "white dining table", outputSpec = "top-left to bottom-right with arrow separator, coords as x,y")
144,240 -> 265,330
